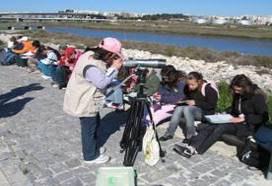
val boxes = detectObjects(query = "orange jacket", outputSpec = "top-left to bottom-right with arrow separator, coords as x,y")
12,41 -> 36,54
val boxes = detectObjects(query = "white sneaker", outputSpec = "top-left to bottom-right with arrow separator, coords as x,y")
100,147 -> 106,154
41,75 -> 51,80
104,101 -> 113,108
52,84 -> 59,88
84,154 -> 110,164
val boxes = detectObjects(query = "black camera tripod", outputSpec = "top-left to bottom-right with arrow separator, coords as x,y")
120,68 -> 166,166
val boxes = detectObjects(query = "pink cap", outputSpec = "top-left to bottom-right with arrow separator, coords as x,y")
98,37 -> 123,59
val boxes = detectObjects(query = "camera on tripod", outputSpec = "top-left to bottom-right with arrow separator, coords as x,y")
120,58 -> 167,166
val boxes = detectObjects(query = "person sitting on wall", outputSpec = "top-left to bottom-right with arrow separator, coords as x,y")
160,72 -> 219,142
173,74 -> 269,158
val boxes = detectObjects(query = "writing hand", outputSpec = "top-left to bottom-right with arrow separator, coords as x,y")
186,100 -> 195,106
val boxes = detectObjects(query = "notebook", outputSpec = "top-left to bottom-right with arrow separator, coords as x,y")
176,100 -> 188,106
204,114 -> 233,124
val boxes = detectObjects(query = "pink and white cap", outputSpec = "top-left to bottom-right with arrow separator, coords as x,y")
98,37 -> 123,59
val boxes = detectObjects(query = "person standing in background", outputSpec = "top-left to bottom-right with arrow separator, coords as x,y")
63,38 -> 124,164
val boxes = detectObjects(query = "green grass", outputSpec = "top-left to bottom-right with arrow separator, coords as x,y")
43,21 -> 272,40
217,81 -> 272,124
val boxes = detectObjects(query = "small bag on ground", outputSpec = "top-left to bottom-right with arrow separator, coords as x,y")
142,126 -> 160,166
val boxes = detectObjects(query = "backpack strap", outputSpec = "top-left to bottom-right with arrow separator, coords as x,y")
201,81 -> 220,98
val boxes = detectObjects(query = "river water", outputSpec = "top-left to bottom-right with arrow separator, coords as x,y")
47,26 -> 272,56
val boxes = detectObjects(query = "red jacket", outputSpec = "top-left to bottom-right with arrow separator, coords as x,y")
59,47 -> 82,71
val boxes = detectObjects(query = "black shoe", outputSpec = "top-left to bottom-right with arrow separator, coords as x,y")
159,135 -> 173,141
182,138 -> 190,144
173,144 -> 193,158
58,85 -> 67,90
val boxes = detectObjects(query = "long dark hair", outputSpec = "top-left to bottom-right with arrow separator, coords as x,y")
160,65 -> 176,86
32,40 -> 41,48
187,71 -> 203,81
230,74 -> 266,99
89,47 -> 117,62
161,65 -> 176,77
161,65 -> 179,88
166,69 -> 180,89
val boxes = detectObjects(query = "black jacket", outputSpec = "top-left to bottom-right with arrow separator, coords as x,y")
231,85 -> 269,131
184,84 -> 218,115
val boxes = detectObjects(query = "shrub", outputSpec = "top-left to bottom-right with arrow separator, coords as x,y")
216,81 -> 232,113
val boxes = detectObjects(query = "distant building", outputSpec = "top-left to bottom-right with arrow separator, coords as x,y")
239,20 -> 252,26
64,9 -> 74,13
193,17 -> 208,24
212,17 -> 229,25
252,16 -> 272,26
74,10 -> 100,15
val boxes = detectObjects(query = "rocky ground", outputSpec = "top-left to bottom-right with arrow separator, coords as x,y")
122,49 -> 272,93
0,62 -> 272,185
1,33 -> 272,185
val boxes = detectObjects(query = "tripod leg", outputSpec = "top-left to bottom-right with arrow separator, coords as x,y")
120,99 -> 138,150
122,99 -> 146,166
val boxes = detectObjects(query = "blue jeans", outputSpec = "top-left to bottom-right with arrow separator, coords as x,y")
165,106 -> 203,139
37,62 -> 56,77
80,114 -> 100,161
105,81 -> 123,105
52,66 -> 71,88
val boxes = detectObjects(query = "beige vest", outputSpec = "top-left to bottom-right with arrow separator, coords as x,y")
63,51 -> 106,117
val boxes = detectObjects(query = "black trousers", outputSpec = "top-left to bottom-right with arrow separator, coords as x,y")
190,123 -> 253,154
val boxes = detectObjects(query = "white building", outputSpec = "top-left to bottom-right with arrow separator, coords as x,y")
193,17 -> 208,24
212,17 -> 229,25
239,20 -> 252,26
74,10 -> 100,15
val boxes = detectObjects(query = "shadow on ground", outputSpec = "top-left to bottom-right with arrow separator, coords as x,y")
0,83 -> 44,118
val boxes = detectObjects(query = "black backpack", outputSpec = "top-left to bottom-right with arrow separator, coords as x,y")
238,130 -> 271,169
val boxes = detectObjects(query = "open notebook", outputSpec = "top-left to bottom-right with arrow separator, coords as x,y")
204,114 -> 233,124
20,51 -> 34,59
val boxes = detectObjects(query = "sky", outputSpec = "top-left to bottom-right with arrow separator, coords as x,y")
0,0 -> 271,16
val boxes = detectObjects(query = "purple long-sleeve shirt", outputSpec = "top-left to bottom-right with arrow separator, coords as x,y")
159,82 -> 185,104
84,66 -> 118,90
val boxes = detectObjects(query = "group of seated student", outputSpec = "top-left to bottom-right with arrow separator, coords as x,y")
160,71 -> 219,141
3,36 -> 270,164
5,36 -> 82,90
172,74 -> 269,158
152,73 -> 268,160
138,66 -> 269,162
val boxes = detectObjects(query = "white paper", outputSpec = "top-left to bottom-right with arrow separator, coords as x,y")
204,114 -> 233,124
